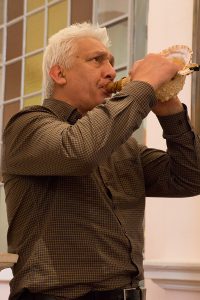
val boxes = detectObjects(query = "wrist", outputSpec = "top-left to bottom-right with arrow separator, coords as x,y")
152,96 -> 184,116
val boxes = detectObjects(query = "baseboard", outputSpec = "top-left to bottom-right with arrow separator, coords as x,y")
0,268 -> 13,283
144,260 -> 200,291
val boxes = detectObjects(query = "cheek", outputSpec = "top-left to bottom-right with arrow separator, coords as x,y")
71,73 -> 100,98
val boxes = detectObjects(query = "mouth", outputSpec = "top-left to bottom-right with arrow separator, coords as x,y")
100,87 -> 112,98
99,83 -> 113,97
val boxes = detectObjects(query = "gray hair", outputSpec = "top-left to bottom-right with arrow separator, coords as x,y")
42,22 -> 111,98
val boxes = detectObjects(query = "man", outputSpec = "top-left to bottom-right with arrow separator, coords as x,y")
2,22 -> 200,300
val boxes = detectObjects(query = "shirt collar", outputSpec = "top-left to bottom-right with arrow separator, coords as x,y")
43,98 -> 82,125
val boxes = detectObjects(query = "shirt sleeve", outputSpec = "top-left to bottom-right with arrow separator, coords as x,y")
141,105 -> 200,197
2,81 -> 156,176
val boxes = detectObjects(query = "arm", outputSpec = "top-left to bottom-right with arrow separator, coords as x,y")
141,105 -> 200,197
3,82 -> 156,176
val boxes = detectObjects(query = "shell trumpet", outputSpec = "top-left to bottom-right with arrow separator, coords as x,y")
106,45 -> 199,102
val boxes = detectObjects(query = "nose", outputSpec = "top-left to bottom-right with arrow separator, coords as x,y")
103,60 -> 116,81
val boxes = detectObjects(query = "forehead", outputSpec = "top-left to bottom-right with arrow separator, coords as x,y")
75,37 -> 112,57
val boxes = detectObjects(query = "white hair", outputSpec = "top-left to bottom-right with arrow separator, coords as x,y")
42,22 -> 111,98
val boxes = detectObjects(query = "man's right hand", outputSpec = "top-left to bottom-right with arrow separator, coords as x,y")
129,53 -> 182,90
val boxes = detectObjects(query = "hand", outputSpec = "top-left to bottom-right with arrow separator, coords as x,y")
129,54 -> 182,90
152,96 -> 184,116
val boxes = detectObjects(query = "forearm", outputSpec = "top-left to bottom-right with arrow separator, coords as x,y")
143,106 -> 200,197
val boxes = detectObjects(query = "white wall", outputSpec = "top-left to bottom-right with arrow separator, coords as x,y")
145,0 -> 200,299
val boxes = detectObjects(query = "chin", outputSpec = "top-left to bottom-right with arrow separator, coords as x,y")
97,97 -> 107,105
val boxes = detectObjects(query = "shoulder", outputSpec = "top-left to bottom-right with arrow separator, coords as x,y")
4,105 -> 56,130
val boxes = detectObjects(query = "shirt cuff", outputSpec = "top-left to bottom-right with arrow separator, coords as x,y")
157,104 -> 192,135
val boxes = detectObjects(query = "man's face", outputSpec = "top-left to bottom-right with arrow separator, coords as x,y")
63,37 -> 116,113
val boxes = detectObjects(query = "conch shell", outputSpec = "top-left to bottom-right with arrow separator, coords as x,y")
155,44 -> 193,101
107,45 -> 199,102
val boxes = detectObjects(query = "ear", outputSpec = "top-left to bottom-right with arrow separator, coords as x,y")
49,65 -> 67,85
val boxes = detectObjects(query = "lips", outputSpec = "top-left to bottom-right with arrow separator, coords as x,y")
98,82 -> 113,97
99,87 -> 111,98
